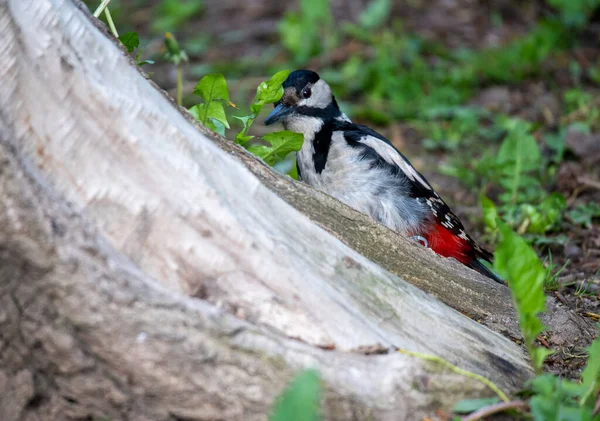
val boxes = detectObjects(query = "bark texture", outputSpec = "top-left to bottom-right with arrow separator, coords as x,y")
0,0 -> 594,420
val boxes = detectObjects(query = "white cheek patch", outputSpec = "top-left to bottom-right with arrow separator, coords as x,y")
358,135 -> 431,190
284,116 -> 323,141
299,79 -> 331,109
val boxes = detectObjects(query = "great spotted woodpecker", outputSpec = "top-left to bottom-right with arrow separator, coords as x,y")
265,70 -> 503,283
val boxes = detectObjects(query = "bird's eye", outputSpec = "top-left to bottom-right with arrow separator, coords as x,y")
301,87 -> 312,99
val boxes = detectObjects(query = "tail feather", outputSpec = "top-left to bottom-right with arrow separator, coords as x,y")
468,259 -> 505,284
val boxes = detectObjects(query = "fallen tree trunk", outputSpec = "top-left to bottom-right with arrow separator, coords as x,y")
0,0 -> 593,420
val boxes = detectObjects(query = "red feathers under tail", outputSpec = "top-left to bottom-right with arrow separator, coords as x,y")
421,223 -> 505,284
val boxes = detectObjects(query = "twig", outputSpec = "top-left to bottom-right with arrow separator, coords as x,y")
461,400 -> 528,421
396,348 -> 510,403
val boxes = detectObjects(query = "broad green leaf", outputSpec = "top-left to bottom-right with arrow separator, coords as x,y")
248,131 -> 303,166
491,200 -> 551,372
452,397 -> 501,414
188,104 -> 202,121
251,70 -> 290,116
233,71 -> 290,147
119,31 -> 139,52
189,73 -> 231,134
189,102 -> 229,131
269,369 -> 321,421
193,73 -> 230,103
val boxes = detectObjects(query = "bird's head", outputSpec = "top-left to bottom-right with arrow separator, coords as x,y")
264,70 -> 339,126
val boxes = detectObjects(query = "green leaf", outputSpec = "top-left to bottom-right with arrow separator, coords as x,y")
233,115 -> 255,145
452,397 -> 501,414
288,159 -> 299,180
248,131 -> 303,166
193,73 -> 230,103
481,196 -> 498,231
209,118 -> 227,136
189,73 -> 231,134
491,200 -> 551,373
232,71 -> 290,147
189,102 -> 229,129
119,31 -> 139,52
495,119 -> 542,204
251,70 -> 290,116
269,369 -> 321,421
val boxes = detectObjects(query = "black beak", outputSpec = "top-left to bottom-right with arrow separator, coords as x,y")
265,103 -> 293,125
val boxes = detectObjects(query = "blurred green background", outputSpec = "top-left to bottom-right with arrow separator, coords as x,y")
85,0 -> 600,286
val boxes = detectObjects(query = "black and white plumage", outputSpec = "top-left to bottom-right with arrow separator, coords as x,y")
265,70 -> 502,283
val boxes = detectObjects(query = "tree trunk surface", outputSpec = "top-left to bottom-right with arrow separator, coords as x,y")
0,1 -> 594,420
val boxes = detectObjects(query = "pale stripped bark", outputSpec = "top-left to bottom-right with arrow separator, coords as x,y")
0,0 -> 594,420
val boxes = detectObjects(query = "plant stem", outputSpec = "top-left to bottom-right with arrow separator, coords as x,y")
104,8 -> 119,38
461,400 -> 528,421
176,66 -> 183,106
396,348 -> 510,403
93,0 -> 112,18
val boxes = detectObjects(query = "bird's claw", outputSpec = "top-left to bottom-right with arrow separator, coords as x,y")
410,235 -> 429,248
